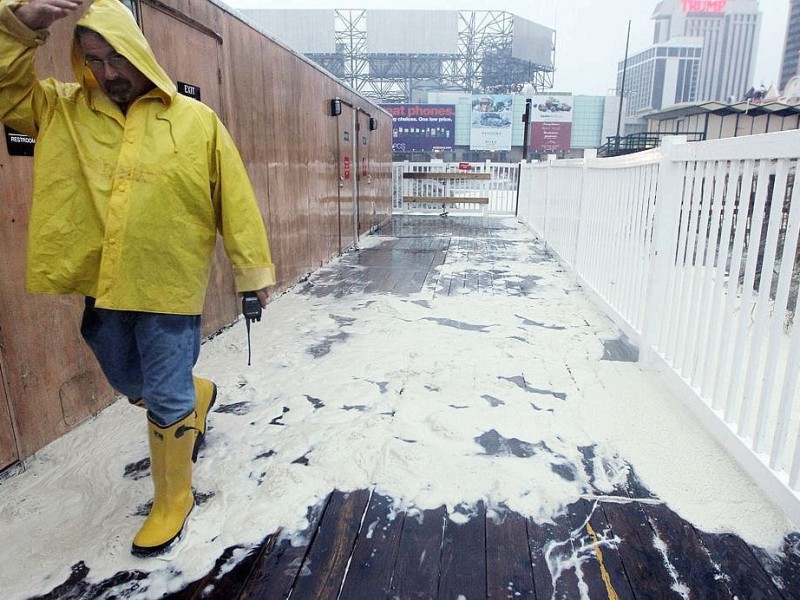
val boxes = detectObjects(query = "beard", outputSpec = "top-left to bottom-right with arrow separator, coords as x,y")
104,79 -> 133,103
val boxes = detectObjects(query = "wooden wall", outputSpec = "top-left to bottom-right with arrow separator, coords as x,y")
0,0 -> 393,469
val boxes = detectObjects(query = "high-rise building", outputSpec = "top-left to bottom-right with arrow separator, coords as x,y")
780,0 -> 800,90
619,0 -> 761,114
617,37 -> 703,115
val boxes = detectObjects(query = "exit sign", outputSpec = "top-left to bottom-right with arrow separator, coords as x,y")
682,0 -> 727,12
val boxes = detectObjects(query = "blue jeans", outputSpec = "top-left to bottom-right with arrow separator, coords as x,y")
80,297 -> 201,427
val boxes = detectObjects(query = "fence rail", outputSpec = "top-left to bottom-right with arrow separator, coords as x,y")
518,132 -> 800,522
392,161 -> 519,215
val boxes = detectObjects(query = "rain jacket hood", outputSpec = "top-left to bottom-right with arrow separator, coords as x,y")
72,0 -> 176,105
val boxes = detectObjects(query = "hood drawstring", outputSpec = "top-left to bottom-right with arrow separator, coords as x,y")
156,108 -> 178,153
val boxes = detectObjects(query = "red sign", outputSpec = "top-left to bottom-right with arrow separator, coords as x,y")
531,122 -> 572,153
343,156 -> 351,179
457,162 -> 473,171
682,0 -> 727,13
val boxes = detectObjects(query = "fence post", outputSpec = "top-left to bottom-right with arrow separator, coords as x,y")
542,154 -> 557,243
640,135 -> 687,364
573,149 -> 597,273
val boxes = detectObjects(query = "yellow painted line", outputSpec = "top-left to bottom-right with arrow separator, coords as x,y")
587,522 -> 620,600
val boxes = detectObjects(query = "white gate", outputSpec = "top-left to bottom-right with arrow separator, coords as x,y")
392,161 -> 519,215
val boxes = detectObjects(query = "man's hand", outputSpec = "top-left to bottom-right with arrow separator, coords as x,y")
254,287 -> 269,308
13,0 -> 88,31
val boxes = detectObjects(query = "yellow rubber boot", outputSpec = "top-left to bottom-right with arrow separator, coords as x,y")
131,413 -> 195,557
192,376 -> 217,462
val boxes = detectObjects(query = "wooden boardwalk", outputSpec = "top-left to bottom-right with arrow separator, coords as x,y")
161,487 -> 800,600
32,216 -> 800,599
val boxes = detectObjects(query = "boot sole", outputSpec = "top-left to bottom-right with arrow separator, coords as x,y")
192,383 -> 217,463
131,500 -> 195,558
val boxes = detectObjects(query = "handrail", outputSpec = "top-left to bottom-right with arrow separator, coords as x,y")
598,131 -> 705,157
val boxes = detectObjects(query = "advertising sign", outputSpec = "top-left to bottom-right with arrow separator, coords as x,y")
530,94 -> 573,153
380,104 -> 455,152
470,94 -> 513,151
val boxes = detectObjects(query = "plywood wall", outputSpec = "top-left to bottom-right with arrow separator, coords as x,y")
0,0 -> 392,468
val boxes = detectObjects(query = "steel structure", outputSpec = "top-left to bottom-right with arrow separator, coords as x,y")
306,10 -> 554,102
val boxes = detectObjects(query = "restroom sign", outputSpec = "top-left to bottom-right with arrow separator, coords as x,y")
343,155 -> 351,179
4,125 -> 35,157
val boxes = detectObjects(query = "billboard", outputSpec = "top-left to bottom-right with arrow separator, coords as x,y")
530,94 -> 573,153
470,94 -> 513,151
511,16 -> 555,68
241,10 -> 335,54
367,10 -> 459,54
381,104 -> 456,152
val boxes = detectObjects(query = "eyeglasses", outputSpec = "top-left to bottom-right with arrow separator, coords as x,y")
84,53 -> 131,71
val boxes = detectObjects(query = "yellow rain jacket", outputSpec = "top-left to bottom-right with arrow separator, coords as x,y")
0,0 -> 275,314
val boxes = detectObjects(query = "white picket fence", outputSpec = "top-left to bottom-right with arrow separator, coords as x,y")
518,132 -> 800,521
392,161 -> 519,214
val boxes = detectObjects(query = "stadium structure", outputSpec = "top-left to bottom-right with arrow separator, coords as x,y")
241,9 -> 556,103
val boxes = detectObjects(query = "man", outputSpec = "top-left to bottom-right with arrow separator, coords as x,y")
0,0 -> 275,557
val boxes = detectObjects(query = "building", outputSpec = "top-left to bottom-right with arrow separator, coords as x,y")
644,100 -> 800,140
780,0 -> 800,90
240,9 -> 555,103
617,37 -> 703,116
619,0 -> 761,116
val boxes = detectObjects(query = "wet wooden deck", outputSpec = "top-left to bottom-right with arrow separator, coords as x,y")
164,487 -> 800,600
34,216 -> 800,599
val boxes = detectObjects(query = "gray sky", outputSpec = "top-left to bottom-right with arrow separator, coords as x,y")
225,0 -> 788,96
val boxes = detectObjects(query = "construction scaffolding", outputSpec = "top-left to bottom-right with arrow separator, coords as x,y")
305,10 -> 555,103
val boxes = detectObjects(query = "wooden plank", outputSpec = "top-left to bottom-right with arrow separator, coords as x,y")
529,513 -> 577,598
289,489 -> 371,599
403,196 -> 490,204
403,172 -> 492,180
463,269 -> 481,293
529,499 -> 634,600
601,500 -> 687,599
363,268 -> 406,294
391,505 -> 446,599
391,269 -> 430,295
237,499 -> 329,600
751,533 -> 800,594
584,501 -> 636,600
438,502 -> 487,599
485,510 -> 535,599
696,531 -> 786,599
339,493 -> 405,598
0,350 -> 19,469
167,542 -> 269,599
641,502 -> 733,598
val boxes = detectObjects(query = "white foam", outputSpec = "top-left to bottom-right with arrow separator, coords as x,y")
0,218 -> 792,598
